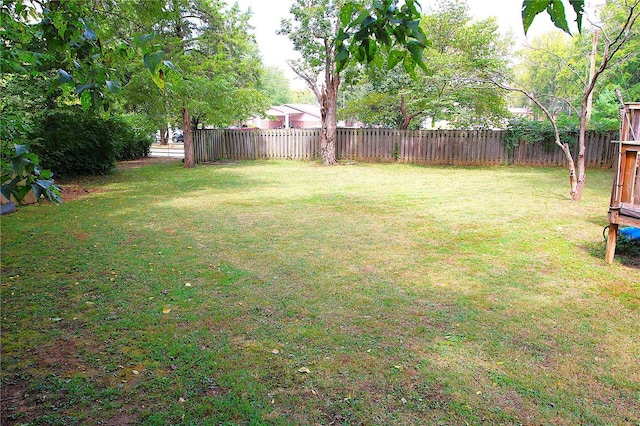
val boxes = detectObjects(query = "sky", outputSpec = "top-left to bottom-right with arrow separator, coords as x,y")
231,0 -> 592,89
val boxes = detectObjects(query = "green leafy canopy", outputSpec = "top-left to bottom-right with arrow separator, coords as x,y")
336,0 -> 429,75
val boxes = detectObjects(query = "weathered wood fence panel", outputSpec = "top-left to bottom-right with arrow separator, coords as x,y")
193,128 -> 617,168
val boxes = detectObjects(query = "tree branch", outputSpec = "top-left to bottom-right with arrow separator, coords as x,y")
585,1 -> 640,102
286,60 -> 321,102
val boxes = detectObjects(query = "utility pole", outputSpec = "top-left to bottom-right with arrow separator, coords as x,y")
585,31 -> 599,122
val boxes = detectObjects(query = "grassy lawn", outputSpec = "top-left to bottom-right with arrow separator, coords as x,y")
1,159 -> 638,425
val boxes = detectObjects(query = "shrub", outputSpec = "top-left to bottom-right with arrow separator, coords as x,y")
112,114 -> 154,161
617,235 -> 640,257
29,109 -> 152,177
31,108 -> 119,178
504,116 -> 578,152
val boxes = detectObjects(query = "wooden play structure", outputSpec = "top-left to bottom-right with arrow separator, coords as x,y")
606,102 -> 640,263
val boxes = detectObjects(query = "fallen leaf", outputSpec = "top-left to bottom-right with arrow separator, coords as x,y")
298,367 -> 311,374
162,308 -> 171,314
271,349 -> 279,354
179,397 -> 185,403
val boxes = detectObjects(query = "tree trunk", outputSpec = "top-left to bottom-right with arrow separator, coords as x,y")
572,112 -> 588,201
320,80 -> 338,165
182,107 -> 195,168
160,128 -> 169,145
559,141 -> 579,199
318,39 -> 340,165
286,40 -> 340,165
399,95 -> 422,130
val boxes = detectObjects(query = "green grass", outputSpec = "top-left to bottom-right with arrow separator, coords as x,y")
1,160 -> 639,425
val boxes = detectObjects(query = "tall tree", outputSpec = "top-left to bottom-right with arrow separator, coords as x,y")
513,32 -> 586,120
259,66 -> 293,105
490,0 -> 640,201
340,0 -> 511,130
122,0 -> 268,167
280,0 -> 342,165
280,0 -> 427,165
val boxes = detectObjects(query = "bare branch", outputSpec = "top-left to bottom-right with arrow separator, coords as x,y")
485,74 -> 563,150
286,60 -> 321,102
586,1 -> 640,101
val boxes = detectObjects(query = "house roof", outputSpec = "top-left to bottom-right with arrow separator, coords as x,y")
266,105 -> 303,116
284,104 -> 321,117
266,104 -> 321,118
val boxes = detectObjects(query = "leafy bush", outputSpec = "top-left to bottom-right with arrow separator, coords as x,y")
504,116 -> 578,152
112,114 -> 153,161
616,235 -> 640,257
29,109 -> 152,177
1,99 -> 62,205
31,108 -> 119,177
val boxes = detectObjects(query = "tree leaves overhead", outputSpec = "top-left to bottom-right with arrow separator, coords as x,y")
340,0 -> 512,130
336,0 -> 429,74
522,0 -> 585,35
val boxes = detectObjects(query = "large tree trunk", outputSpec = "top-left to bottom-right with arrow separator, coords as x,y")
320,75 -> 339,165
289,40 -> 340,165
182,107 -> 195,168
318,39 -> 340,165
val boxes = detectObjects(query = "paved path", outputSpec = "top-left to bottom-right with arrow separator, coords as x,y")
150,143 -> 184,158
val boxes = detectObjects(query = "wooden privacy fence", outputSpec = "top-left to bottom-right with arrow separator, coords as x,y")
193,128 -> 618,168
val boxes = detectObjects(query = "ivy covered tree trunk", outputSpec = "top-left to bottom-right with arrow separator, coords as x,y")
182,107 -> 194,168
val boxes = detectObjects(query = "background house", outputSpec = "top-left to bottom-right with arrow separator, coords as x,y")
248,104 -> 322,129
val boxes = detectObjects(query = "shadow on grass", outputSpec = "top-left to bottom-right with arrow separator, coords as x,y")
584,239 -> 640,269
68,160 -> 275,205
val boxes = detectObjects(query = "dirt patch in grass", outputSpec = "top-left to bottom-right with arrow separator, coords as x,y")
103,411 -> 141,426
35,337 -> 80,371
58,184 -> 104,202
1,379 -> 31,425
